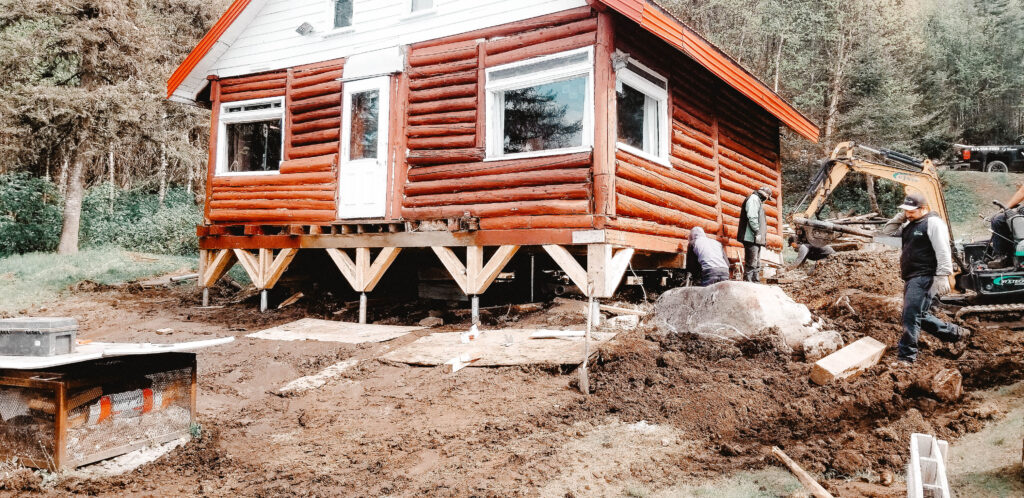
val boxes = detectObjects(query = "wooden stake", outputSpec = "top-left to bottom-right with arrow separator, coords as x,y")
770,446 -> 834,498
580,295 -> 594,395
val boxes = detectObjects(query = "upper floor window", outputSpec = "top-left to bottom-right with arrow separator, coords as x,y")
485,48 -> 593,160
410,0 -> 434,13
334,0 -> 353,29
616,59 -> 669,165
217,98 -> 284,175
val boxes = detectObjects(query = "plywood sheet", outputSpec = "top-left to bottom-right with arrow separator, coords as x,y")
248,318 -> 423,344
381,329 -> 618,367
0,337 -> 236,370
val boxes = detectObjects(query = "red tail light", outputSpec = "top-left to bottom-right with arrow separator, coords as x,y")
962,149 -> 971,160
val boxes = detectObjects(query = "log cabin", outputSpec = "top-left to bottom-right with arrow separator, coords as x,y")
167,0 -> 819,315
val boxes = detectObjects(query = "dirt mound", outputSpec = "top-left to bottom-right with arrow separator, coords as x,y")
569,326 -> 1024,477
784,250 -> 904,306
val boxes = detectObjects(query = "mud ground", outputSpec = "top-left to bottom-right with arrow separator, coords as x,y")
1,252 -> 1022,497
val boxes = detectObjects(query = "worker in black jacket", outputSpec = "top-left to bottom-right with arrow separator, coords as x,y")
737,186 -> 772,282
882,193 -> 970,364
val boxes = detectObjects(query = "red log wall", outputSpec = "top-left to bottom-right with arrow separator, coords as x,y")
610,23 -> 784,251
207,61 -> 344,224
399,6 -> 599,230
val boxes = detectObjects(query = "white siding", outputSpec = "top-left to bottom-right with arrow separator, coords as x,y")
173,0 -> 587,103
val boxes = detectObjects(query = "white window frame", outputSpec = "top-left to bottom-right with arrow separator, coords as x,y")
324,0 -> 355,37
404,0 -> 437,19
215,97 -> 285,177
484,47 -> 594,161
615,58 -> 670,167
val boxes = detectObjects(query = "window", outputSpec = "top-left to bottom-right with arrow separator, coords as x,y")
485,48 -> 593,160
410,0 -> 434,13
616,59 -> 669,164
334,0 -> 353,29
348,89 -> 379,160
217,98 -> 284,175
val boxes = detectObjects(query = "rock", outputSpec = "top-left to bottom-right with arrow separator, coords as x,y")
931,368 -> 963,402
832,449 -> 869,474
719,442 -> 742,456
653,281 -> 826,351
418,316 -> 443,327
880,470 -> 894,486
607,314 -> 639,330
802,330 -> 844,362
427,309 -> 445,318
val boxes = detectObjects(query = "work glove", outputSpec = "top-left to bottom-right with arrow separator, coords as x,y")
930,276 -> 952,297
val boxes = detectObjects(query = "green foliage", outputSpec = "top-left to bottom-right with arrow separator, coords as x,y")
940,173 -> 980,223
0,248 -> 196,313
0,173 -> 61,255
81,184 -> 201,256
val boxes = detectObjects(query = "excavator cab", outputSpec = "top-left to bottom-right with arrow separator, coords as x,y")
957,202 -> 1024,299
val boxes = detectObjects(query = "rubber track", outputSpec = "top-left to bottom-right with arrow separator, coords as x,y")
955,303 -> 1024,319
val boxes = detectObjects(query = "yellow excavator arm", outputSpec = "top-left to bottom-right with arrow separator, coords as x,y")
792,141 -> 952,241
798,141 -> 949,223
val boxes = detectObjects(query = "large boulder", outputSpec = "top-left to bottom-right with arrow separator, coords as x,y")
653,281 -> 838,353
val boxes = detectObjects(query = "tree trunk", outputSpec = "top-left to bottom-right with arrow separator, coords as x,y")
866,175 -> 880,214
159,143 -> 168,207
773,35 -> 785,93
57,160 -> 85,255
108,147 -> 115,211
58,159 -> 69,197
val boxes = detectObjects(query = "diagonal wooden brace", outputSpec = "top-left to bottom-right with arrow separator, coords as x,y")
543,244 -> 633,298
199,249 -> 236,288
327,247 -> 402,292
432,246 -> 519,295
232,248 -> 298,290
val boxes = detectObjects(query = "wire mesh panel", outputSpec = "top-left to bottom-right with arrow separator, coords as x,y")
0,353 -> 196,469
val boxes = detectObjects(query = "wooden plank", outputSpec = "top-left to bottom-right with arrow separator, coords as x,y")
363,247 -> 402,292
543,244 -> 588,295
201,249 -> 236,288
771,447 -> 835,498
471,245 -> 519,294
443,353 -> 481,374
809,337 -> 886,386
326,248 -> 358,290
382,329 -> 617,367
431,246 -> 470,294
232,249 -> 262,288
263,248 -> 298,289
248,318 -> 423,344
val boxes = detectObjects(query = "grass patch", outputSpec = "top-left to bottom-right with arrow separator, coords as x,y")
0,248 -> 196,313
660,467 -> 803,497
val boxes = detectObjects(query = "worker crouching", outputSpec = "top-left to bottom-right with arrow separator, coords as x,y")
685,227 -> 731,286
884,193 -> 970,364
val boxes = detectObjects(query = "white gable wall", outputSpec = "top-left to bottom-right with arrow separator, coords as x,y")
173,0 -> 588,103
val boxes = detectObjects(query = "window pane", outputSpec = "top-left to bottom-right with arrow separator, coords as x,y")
502,76 -> 585,154
349,90 -> 379,160
411,0 -> 433,11
334,0 -> 353,28
617,83 -> 659,154
226,119 -> 282,172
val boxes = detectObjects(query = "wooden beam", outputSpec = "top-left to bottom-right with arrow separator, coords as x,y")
810,337 -> 886,385
362,247 -> 402,292
543,245 -> 589,295
432,246 -> 470,294
471,245 -> 519,294
232,249 -> 262,288
326,248 -> 358,290
771,446 -> 835,498
263,248 -> 298,289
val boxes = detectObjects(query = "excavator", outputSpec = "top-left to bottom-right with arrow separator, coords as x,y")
790,141 -> 1024,318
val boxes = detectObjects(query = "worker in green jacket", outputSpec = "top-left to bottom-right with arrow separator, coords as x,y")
737,186 -> 773,282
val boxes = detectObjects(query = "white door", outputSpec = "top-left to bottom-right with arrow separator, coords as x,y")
339,76 -> 390,219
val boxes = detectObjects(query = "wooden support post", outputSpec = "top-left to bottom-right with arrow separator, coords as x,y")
327,248 -> 402,321
432,245 -> 520,301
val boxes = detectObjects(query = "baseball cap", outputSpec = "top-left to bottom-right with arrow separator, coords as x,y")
898,193 -> 927,210
757,186 -> 773,200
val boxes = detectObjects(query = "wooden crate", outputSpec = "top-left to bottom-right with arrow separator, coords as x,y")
0,353 -> 196,470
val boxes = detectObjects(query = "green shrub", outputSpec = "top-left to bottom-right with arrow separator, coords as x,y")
81,186 -> 201,256
0,173 -> 62,256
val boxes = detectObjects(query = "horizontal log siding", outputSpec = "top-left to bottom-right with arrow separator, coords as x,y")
400,9 -> 598,225
208,62 -> 344,224
612,25 -> 784,251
